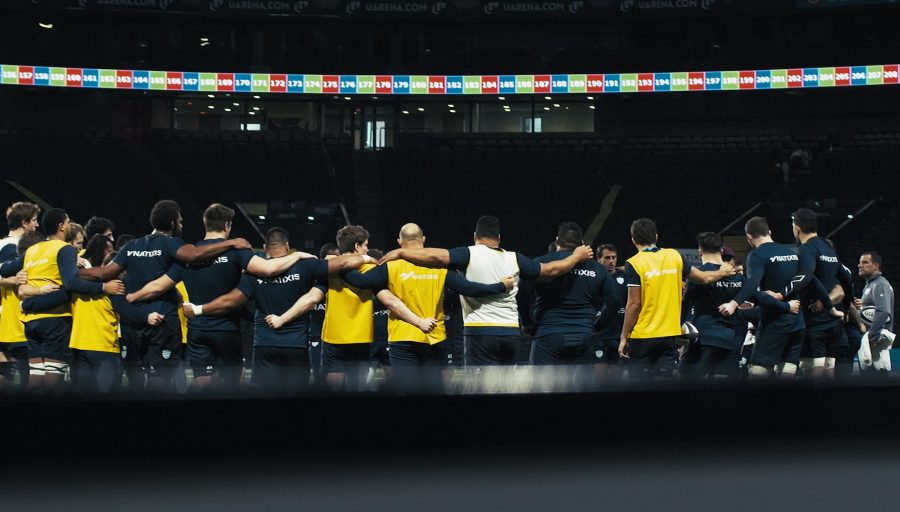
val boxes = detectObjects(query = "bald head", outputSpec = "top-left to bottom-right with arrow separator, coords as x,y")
397,223 -> 425,248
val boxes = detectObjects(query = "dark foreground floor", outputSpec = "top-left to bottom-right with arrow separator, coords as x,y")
3,381 -> 900,511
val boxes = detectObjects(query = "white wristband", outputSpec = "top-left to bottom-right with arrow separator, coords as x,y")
192,304 -> 203,316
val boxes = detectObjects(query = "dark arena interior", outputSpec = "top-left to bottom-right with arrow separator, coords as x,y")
2,1 -> 900,510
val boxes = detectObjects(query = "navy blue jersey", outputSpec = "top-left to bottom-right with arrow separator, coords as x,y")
532,250 -> 619,337
683,262 -> 747,350
798,237 -> 842,331
733,242 -> 805,333
308,296 -> 326,340
0,242 -> 17,263
595,269 -> 627,340
112,234 -> 186,316
166,238 -> 254,332
447,246 -> 542,280
373,295 -> 389,343
237,258 -> 328,348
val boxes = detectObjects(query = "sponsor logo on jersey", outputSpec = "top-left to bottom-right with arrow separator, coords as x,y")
127,249 -> 163,258
258,273 -> 302,285
570,269 -> 597,277
400,271 -> 439,281
818,255 -> 838,263
644,268 -> 678,279
769,254 -> 799,263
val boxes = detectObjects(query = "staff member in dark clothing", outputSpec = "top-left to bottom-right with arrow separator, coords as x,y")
593,243 -> 627,381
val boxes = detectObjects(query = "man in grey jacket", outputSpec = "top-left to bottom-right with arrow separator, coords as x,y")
855,252 -> 895,372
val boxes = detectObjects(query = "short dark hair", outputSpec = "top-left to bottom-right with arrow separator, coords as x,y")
17,230 -> 45,254
630,218 -> 657,246
555,221 -> 583,250
744,216 -> 770,238
596,243 -> 617,255
41,208 -> 68,237
265,227 -> 290,246
83,233 -> 114,267
367,248 -> 384,260
336,225 -> 369,254
84,216 -> 115,240
318,243 -> 339,259
862,251 -> 883,268
150,200 -> 181,232
697,232 -> 723,254
115,234 -> 135,251
203,203 -> 235,232
6,202 -> 40,231
474,215 -> 500,239
66,223 -> 85,244
791,208 -> 817,234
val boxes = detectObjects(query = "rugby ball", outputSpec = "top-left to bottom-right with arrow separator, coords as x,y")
681,322 -> 699,342
860,306 -> 891,326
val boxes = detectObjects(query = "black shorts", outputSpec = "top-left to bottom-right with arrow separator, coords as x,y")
369,338 -> 391,367
24,317 -> 73,362
626,337 -> 678,377
322,342 -> 370,375
751,328 -> 804,368
120,315 -> 183,376
251,346 -> 309,391
803,325 -> 847,359
187,329 -> 243,377
594,337 -> 622,364
389,341 -> 448,393
72,349 -> 121,394
680,344 -> 740,378
530,333 -> 595,366
464,335 -> 519,366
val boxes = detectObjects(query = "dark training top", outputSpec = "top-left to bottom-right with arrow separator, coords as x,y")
532,250 -> 620,338
595,268 -> 627,341
237,258 -> 329,348
113,234 -> 187,316
166,238 -> 254,332
682,262 -> 747,350
732,242 -> 805,333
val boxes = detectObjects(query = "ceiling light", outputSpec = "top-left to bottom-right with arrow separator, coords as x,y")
587,96 -> 594,100
252,107 -> 260,111
553,103 -> 560,107
447,104 -> 454,108
200,37 -> 209,42
38,23 -> 53,29
449,109 -> 456,113
589,105 -> 596,110
307,216 -> 315,221
344,97 -> 351,100
208,105 -> 215,109
207,94 -> 214,98
253,95 -> 260,99
200,42 -> 210,47
498,96 -> 505,100
402,110 -> 409,114
173,108 -> 178,111
249,111 -> 256,115
258,215 -> 266,220
232,102 -> 239,106
417,107 -> 425,111
544,96 -> 551,100
224,108 -> 231,112
543,107 -> 550,110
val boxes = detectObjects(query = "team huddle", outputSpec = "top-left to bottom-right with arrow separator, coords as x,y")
0,199 -> 894,395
